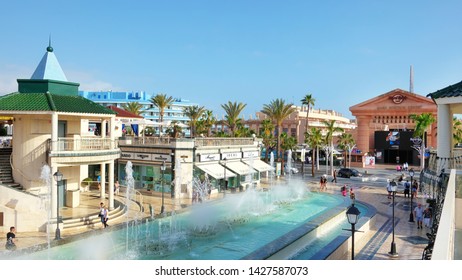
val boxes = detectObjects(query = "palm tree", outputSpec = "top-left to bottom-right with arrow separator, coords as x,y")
300,94 -> 315,173
150,93 -> 175,133
165,120 -> 183,138
202,110 -> 216,137
322,120 -> 344,175
453,117 -> 462,145
260,119 -> 276,162
410,113 -> 436,170
261,99 -> 297,169
300,94 -> 315,135
183,105 -> 206,137
221,101 -> 247,137
305,127 -> 323,177
337,133 -> 356,168
121,102 -> 145,116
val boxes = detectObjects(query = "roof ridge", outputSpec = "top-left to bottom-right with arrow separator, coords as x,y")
45,92 -> 57,111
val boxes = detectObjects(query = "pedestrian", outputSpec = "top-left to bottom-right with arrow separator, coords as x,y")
412,180 -> 418,198
414,203 -> 424,229
423,207 -> 432,228
386,180 -> 393,199
99,202 -> 108,228
5,226 -> 17,251
341,185 -> 347,197
103,206 -> 109,228
331,169 -> 337,183
403,180 -> 410,198
349,187 -> 355,201
114,180 -> 120,195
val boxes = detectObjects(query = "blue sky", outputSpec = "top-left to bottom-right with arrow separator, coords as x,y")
1,0 -> 462,119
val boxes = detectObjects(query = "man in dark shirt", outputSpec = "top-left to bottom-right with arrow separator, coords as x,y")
5,226 -> 16,250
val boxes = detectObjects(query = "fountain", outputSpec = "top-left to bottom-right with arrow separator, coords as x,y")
10,174 -> 358,260
39,164 -> 52,251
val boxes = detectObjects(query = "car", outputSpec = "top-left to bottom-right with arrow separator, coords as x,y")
284,165 -> 299,174
337,168 -> 362,178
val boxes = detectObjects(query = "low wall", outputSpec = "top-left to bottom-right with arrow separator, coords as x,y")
0,185 -> 47,233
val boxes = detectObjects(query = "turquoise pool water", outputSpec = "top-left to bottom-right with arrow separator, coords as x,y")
15,185 -> 349,260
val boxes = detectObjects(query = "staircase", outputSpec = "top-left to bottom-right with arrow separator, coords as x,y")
0,147 -> 22,190
0,147 -> 13,184
62,203 -> 127,231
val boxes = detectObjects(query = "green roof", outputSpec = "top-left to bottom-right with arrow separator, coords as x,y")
0,92 -> 115,115
427,80 -> 462,99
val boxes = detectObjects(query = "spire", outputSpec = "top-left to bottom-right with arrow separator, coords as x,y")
30,40 -> 68,81
409,65 -> 414,93
47,34 -> 53,52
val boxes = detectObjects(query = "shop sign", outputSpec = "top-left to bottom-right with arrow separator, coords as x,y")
243,151 -> 259,158
200,153 -> 220,162
153,154 -> 172,163
221,152 -> 242,160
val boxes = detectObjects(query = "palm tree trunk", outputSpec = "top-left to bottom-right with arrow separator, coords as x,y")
311,148 -> 315,177
330,141 -> 334,176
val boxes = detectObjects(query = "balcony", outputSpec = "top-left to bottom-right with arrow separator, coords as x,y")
47,137 -> 120,164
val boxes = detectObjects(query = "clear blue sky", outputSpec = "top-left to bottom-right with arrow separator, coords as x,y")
1,0 -> 462,119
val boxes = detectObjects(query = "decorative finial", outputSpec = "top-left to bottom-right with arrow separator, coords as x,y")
47,35 -> 53,52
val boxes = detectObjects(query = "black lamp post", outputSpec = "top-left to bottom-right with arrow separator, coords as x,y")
389,181 -> 398,257
160,161 -> 166,214
408,168 -> 415,223
222,158 -> 227,197
53,170 -> 63,240
346,203 -> 360,260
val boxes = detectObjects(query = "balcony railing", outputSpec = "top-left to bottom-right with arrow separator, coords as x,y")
194,137 -> 255,147
48,137 -> 117,152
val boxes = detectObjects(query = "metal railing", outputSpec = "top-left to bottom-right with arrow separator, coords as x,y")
194,137 -> 255,147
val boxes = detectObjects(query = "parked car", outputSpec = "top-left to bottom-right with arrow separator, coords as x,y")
337,168 -> 362,178
284,165 -> 299,174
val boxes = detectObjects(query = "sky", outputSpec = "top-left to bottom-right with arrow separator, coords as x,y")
1,0 -> 462,119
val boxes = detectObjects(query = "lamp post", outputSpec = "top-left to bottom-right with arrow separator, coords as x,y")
53,170 -> 63,240
222,158 -> 227,197
389,181 -> 398,257
346,203 -> 360,260
408,168 -> 415,223
160,161 -> 166,214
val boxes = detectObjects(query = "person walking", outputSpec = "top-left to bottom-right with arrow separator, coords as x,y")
99,202 -> 108,228
404,180 -> 410,198
331,169 -> 337,183
423,207 -> 432,228
341,185 -> 347,197
5,226 -> 17,250
114,180 -> 120,196
414,203 -> 424,229
349,187 -> 355,201
386,179 -> 393,199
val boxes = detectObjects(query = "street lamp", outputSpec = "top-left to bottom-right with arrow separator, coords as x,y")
389,180 -> 398,257
53,170 -> 63,240
346,203 -> 361,260
408,168 -> 415,223
160,161 -> 166,214
222,158 -> 227,197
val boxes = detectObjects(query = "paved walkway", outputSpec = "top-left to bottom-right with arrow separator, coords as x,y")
0,165 -> 431,260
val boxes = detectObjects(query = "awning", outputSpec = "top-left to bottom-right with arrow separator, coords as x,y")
223,160 -> 256,175
195,163 -> 237,179
242,159 -> 274,172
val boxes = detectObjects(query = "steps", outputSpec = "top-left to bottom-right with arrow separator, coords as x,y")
0,147 -> 13,184
62,203 -> 127,231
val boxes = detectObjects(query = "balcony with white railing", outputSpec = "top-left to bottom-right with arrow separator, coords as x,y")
47,137 -> 120,161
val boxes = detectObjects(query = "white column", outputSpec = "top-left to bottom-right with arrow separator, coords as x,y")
51,112 -> 58,151
102,119 -> 107,138
108,161 -> 115,210
110,116 -> 116,149
437,104 -> 452,171
100,163 -> 106,200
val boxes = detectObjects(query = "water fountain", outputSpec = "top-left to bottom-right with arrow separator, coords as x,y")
39,164 -> 52,251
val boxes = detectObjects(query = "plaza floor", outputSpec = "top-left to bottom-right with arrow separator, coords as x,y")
0,165 -> 431,260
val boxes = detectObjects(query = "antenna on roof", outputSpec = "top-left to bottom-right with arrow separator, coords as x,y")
409,65 -> 414,93
47,34 -> 53,52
